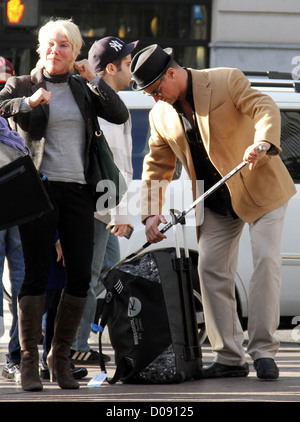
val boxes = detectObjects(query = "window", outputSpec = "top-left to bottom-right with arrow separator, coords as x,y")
0,1 -> 211,76
40,0 -> 211,69
130,109 -> 150,179
130,108 -> 182,181
280,111 -> 300,182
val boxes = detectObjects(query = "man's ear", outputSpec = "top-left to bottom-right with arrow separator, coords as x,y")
165,67 -> 175,80
106,63 -> 117,76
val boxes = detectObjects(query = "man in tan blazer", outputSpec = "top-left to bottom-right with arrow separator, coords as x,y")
130,45 -> 296,380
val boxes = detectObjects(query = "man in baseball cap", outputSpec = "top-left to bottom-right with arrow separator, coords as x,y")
70,37 -> 139,363
88,36 -> 139,73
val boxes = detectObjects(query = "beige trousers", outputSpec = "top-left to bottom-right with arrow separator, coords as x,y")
198,203 -> 287,365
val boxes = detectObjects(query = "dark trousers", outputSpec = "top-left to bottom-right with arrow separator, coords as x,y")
18,182 -> 95,299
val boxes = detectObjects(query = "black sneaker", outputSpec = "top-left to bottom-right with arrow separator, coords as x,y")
70,348 -> 111,365
40,360 -> 88,380
70,362 -> 88,380
254,358 -> 279,380
202,362 -> 249,379
2,361 -> 21,382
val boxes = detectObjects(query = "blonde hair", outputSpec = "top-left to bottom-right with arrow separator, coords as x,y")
37,18 -> 83,70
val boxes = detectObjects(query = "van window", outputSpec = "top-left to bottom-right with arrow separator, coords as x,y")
131,109 -> 150,179
130,109 -> 300,183
130,109 -> 182,181
280,111 -> 300,182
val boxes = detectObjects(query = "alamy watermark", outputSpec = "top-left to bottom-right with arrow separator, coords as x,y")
291,316 -> 300,341
291,56 -> 300,80
95,177 -> 204,226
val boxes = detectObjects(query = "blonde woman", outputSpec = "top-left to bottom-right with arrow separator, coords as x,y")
0,18 -> 128,391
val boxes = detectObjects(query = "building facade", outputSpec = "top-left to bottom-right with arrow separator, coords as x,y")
210,0 -> 300,75
0,0 -> 299,76
0,0 -> 210,75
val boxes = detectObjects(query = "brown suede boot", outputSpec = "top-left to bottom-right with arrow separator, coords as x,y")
47,292 -> 86,389
18,295 -> 45,392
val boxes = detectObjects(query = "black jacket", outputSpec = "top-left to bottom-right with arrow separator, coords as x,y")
0,68 -> 129,185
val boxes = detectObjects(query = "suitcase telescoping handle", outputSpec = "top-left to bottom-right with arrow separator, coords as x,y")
170,209 -> 189,259
126,144 -> 267,260
170,208 -> 202,360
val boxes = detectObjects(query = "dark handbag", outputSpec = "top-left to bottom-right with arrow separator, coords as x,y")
74,75 -> 127,211
0,142 -> 53,230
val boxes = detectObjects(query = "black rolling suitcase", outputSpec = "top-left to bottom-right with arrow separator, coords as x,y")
98,211 -> 202,384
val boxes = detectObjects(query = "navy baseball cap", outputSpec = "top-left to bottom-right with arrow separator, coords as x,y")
88,36 -> 139,72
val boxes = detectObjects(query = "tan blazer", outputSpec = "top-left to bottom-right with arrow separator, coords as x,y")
141,67 -> 296,228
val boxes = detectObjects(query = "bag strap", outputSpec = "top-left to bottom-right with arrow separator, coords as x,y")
97,292 -> 138,385
73,75 -> 102,136
97,296 -> 111,373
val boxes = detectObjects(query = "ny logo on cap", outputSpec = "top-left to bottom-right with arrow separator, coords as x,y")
109,40 -> 124,52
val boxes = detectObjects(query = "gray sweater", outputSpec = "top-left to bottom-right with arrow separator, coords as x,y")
40,81 -> 86,183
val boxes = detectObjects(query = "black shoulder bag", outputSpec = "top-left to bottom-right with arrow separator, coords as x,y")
74,75 -> 127,211
0,142 -> 53,230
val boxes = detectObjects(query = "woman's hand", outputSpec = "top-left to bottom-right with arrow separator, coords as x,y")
74,59 -> 97,83
55,240 -> 65,267
29,88 -> 52,107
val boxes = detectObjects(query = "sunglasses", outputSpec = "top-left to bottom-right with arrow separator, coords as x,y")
144,77 -> 164,97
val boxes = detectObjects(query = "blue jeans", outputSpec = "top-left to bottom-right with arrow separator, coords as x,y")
72,218 -> 120,351
0,227 -> 24,364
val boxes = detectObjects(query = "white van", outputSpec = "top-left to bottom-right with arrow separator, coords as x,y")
118,73 -> 300,339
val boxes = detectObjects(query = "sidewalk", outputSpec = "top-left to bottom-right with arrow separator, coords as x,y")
1,299 -> 300,404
